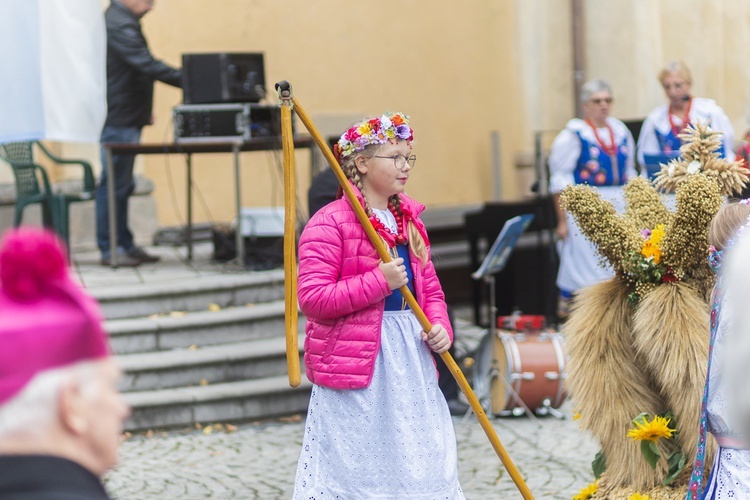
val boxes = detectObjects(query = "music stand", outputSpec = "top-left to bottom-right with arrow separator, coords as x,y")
471,214 -> 536,419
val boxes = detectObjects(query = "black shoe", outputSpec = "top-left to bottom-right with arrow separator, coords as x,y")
446,398 -> 470,416
100,253 -> 142,267
127,246 -> 161,263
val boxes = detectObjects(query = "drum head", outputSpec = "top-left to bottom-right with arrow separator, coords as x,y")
472,332 -> 511,414
472,332 -> 494,412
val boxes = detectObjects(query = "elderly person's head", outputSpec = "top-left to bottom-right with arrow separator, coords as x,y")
658,61 -> 693,109
0,228 -> 129,478
580,79 -> 614,127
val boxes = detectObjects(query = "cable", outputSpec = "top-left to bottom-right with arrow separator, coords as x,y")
159,117 -> 186,226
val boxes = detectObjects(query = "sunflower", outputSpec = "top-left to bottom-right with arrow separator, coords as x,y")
627,415 -> 674,442
572,480 -> 598,500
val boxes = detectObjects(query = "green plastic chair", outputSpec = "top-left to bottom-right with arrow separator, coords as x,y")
0,141 -> 95,251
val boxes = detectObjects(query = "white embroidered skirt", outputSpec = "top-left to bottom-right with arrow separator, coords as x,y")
293,310 -> 464,500
702,446 -> 750,499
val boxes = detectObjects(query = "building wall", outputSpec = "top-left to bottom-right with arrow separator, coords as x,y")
6,1 -> 750,229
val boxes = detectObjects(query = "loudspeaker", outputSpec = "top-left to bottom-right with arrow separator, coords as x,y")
181,52 -> 266,105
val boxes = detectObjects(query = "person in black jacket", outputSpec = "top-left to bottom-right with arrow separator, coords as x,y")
95,0 -> 182,266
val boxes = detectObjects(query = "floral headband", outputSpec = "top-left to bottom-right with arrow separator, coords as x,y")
708,199 -> 750,272
335,112 -> 414,159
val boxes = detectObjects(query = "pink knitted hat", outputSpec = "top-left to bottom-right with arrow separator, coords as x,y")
0,228 -> 110,405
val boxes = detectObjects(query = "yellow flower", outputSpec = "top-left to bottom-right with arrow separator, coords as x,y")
573,480 -> 598,500
572,409 -> 582,421
357,123 -> 372,136
628,494 -> 650,500
627,415 -> 674,442
641,241 -> 662,264
649,224 -> 665,245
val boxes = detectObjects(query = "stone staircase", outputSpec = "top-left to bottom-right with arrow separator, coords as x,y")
88,268 -> 311,431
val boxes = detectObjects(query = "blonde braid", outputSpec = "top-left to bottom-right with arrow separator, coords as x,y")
341,156 -> 372,217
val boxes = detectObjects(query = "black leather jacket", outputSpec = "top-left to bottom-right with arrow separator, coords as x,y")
104,0 -> 181,128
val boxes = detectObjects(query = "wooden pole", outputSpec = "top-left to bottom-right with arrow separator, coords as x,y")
275,81 -> 534,499
279,86 -> 301,388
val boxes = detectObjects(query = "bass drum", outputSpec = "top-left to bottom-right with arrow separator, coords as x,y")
473,330 -> 567,416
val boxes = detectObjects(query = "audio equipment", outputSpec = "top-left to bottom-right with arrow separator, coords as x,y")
173,103 -> 284,144
181,52 -> 266,105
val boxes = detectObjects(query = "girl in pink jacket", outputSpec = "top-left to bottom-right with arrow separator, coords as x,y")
293,112 -> 464,499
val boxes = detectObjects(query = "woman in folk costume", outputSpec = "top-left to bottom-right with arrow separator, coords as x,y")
637,60 -> 735,176
548,79 -> 638,318
687,201 -> 750,499
292,112 -> 464,499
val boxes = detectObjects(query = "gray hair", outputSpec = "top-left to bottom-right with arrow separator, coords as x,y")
0,361 -> 101,439
580,80 -> 613,103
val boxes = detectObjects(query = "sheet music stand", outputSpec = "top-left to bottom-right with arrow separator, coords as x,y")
471,214 -> 536,418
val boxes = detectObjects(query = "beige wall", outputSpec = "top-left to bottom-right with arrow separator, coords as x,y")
138,0 -> 523,226
9,1 -> 750,229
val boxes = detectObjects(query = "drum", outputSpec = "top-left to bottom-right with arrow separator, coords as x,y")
473,329 -> 567,416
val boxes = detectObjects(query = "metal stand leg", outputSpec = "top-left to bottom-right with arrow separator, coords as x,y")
536,398 -> 565,420
186,153 -> 193,260
233,142 -> 245,268
498,375 -> 542,425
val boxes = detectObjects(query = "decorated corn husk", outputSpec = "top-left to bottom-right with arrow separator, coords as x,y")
653,123 -> 748,196
560,185 -> 642,274
564,119 -> 742,498
631,281 -> 715,462
660,174 -> 723,282
624,176 -> 672,231
564,279 -> 668,489
593,482 -> 687,499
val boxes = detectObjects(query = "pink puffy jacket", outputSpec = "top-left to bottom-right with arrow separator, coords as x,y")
297,190 -> 453,390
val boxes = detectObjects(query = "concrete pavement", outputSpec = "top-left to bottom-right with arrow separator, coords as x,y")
67,242 -> 600,498
106,401 -> 599,499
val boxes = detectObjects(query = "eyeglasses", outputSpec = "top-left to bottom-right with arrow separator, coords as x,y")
590,97 -> 613,105
372,154 -> 417,171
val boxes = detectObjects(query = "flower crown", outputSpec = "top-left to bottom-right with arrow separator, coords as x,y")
336,112 -> 414,159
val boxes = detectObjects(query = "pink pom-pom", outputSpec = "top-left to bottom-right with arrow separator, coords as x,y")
0,228 -> 68,300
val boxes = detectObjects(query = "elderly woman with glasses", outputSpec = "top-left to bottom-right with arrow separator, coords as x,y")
548,79 -> 638,320
637,60 -> 735,177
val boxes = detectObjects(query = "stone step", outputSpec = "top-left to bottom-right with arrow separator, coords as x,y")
91,269 -> 286,320
117,335 -> 305,392
122,375 -> 312,431
107,300 -> 303,354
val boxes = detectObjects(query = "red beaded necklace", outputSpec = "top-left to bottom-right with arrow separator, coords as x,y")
368,203 -> 406,247
668,98 -> 692,136
389,203 -> 407,245
585,119 -> 618,156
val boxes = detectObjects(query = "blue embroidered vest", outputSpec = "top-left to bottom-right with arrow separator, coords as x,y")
655,119 -> 726,158
573,131 -> 629,186
384,245 -> 414,311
